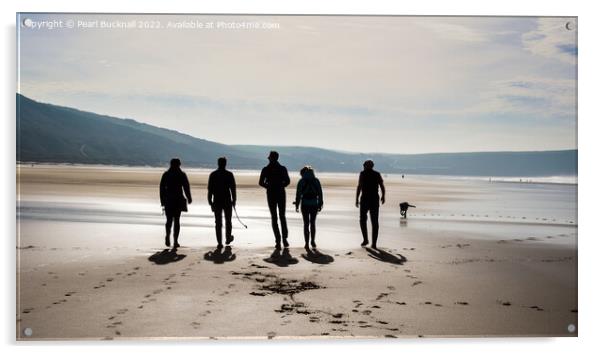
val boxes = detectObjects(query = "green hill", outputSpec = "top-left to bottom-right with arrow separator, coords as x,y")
17,94 -> 577,177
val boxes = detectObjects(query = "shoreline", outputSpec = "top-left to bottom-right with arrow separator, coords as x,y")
17,162 -> 577,186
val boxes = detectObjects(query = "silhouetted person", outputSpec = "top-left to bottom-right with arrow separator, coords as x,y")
208,156 -> 237,248
294,166 -> 323,250
259,151 -> 290,249
355,160 -> 385,248
160,158 -> 192,248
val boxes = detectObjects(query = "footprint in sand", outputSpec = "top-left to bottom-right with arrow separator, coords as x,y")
412,281 -> 423,286
22,308 -> 34,314
395,301 -> 406,305
267,331 -> 276,339
250,263 -> 269,269
376,293 -> 389,300
455,301 -> 469,306
528,305 -> 544,311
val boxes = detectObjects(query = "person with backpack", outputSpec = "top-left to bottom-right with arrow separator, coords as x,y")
294,166 -> 324,250
160,158 -> 192,248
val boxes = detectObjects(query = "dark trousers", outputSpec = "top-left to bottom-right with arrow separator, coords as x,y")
360,200 -> 379,245
267,190 -> 288,243
301,205 -> 318,245
213,204 -> 233,245
165,209 -> 182,240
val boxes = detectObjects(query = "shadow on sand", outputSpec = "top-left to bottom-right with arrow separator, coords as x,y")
148,248 -> 187,265
204,246 -> 237,264
302,248 -> 335,264
365,247 -> 406,265
264,248 -> 299,267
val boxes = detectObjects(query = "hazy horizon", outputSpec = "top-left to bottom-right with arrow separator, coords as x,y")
18,14 -> 577,154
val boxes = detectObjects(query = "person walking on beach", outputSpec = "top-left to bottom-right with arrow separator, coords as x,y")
355,160 -> 386,248
207,157 -> 237,248
259,151 -> 291,249
294,166 -> 324,250
160,158 -> 192,248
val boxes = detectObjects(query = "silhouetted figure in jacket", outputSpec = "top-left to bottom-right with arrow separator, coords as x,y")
259,151 -> 291,249
294,166 -> 324,250
160,158 -> 192,248
208,157 -> 237,248
355,160 -> 385,248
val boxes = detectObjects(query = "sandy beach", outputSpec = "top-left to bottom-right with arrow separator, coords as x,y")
16,165 -> 578,339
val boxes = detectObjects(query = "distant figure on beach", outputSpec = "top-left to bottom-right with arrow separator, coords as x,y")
208,157 -> 237,248
259,151 -> 291,249
160,158 -> 192,248
294,166 -> 324,250
355,160 -> 386,248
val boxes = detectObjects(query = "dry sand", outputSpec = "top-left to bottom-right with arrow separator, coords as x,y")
16,165 -> 578,340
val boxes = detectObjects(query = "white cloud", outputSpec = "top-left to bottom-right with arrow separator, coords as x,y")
414,19 -> 488,42
522,17 -> 577,64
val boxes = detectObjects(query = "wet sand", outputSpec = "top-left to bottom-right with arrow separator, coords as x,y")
16,165 -> 578,339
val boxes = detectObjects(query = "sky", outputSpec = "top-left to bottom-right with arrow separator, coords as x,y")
17,14 -> 577,154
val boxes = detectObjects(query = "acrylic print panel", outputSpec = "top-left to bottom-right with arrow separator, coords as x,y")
16,14 -> 577,340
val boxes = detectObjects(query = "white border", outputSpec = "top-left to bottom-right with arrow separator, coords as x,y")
2,1 -> 600,353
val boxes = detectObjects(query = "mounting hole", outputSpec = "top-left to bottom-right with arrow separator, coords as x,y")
567,324 -> 576,333
23,327 -> 33,337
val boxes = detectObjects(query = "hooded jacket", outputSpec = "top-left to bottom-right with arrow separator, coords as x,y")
295,169 -> 324,208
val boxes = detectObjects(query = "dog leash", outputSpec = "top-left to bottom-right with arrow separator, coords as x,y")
233,205 -> 248,229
